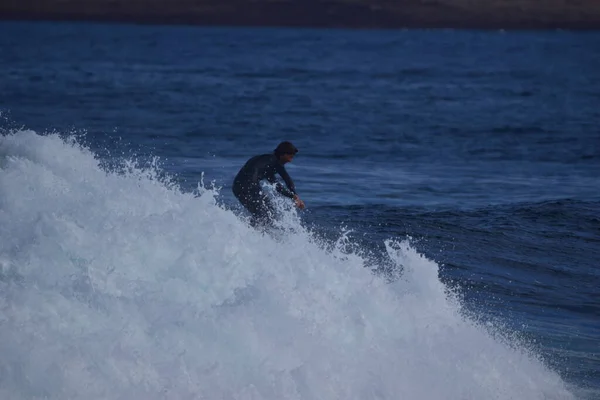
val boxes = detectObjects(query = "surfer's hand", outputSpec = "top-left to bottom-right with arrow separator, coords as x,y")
293,195 -> 305,210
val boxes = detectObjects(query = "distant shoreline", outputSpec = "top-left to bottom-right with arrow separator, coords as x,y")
3,16 -> 600,31
2,0 -> 600,31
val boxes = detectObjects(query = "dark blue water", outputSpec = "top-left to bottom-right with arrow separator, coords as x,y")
1,21 -> 599,399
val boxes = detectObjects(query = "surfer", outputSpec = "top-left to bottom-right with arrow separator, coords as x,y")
232,141 -> 305,228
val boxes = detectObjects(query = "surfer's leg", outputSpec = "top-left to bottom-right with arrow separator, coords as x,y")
233,184 -> 257,214
234,187 -> 270,228
239,191 -> 275,230
251,195 -> 276,229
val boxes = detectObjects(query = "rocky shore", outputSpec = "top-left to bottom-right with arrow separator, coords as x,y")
2,0 -> 599,30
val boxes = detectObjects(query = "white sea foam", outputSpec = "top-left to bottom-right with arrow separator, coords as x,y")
0,130 -> 575,399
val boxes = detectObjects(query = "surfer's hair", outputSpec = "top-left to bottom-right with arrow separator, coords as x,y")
274,141 -> 298,156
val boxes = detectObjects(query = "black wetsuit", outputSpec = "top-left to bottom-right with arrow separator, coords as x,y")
232,153 -> 297,227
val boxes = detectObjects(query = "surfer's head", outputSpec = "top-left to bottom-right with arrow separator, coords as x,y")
274,141 -> 298,163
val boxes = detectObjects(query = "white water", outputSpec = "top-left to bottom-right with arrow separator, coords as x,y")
0,130 -> 575,399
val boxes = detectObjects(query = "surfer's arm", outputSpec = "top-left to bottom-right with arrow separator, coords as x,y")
265,173 -> 293,198
276,169 -> 304,209
271,176 -> 304,209
273,165 -> 297,199
274,182 -> 295,199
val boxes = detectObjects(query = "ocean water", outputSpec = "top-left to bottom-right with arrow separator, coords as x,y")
1,20 -> 599,399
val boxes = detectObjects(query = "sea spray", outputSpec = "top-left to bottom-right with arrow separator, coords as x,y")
0,130 -> 575,399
